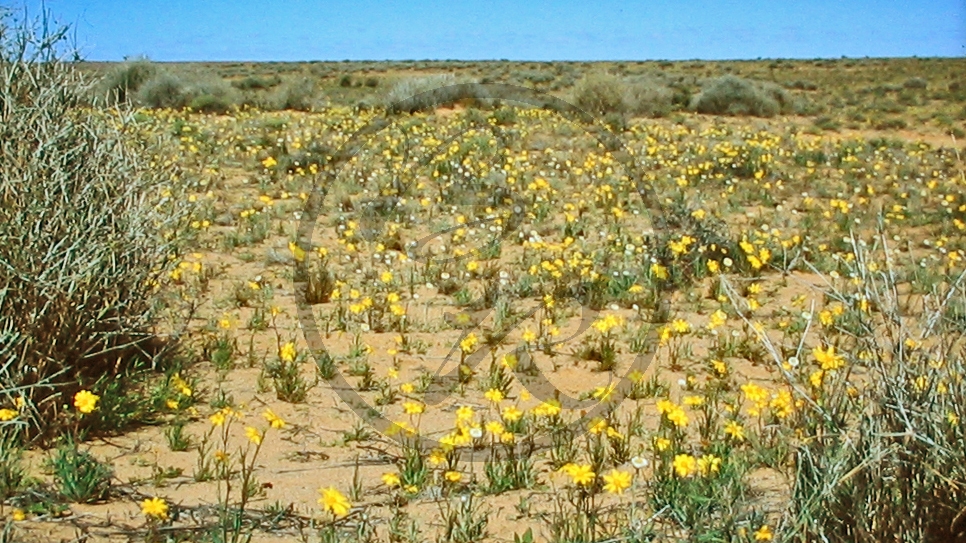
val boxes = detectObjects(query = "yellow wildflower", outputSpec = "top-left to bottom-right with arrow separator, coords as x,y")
318,487 -> 351,517
73,390 -> 100,414
141,497 -> 169,520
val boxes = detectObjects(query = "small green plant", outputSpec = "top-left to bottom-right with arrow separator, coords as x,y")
264,343 -> 312,403
0,430 -> 26,499
315,349 -> 338,380
206,332 -> 237,371
484,443 -> 536,493
49,440 -> 113,503
303,260 -> 335,304
438,493 -> 489,543
165,420 -> 192,452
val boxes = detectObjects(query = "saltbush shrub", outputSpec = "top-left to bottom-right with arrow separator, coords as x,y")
571,73 -> 674,117
384,74 -> 490,114
137,72 -> 238,112
98,57 -> 156,104
137,72 -> 189,109
691,75 -> 793,117
272,77 -> 316,111
231,75 -> 281,90
571,72 -> 626,114
623,76 -> 674,117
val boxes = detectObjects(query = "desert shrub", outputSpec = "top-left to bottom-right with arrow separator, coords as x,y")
188,92 -> 235,114
903,76 -> 928,89
184,77 -> 237,113
271,77 -> 316,111
137,72 -> 189,109
0,13 -> 188,437
873,117 -> 907,130
571,73 -> 673,117
813,115 -> 841,131
137,72 -> 238,112
571,72 -> 626,114
512,70 -> 555,85
623,76 -> 674,117
231,75 -> 281,90
98,57 -> 157,104
384,74 -> 489,114
691,75 -> 789,117
759,81 -> 797,112
788,80 -> 818,91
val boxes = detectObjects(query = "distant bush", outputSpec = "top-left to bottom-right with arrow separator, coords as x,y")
788,80 -> 819,91
384,74 -> 489,114
188,92 -> 235,114
623,76 -> 674,117
903,77 -> 928,90
512,70 -> 555,85
690,75 -> 794,117
137,73 -> 189,109
571,72 -> 626,115
98,57 -> 157,104
137,72 -> 238,112
813,115 -> 841,131
272,77 -> 316,111
873,117 -> 908,130
231,75 -> 282,90
571,73 -> 674,118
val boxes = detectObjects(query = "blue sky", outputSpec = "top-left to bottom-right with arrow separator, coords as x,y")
16,0 -> 966,61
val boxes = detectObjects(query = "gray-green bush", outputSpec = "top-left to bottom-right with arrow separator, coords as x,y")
137,72 -> 238,112
271,76 -> 316,111
623,76 -> 674,117
691,75 -> 795,117
384,74 -> 490,114
0,12 -> 189,437
571,72 -> 626,114
571,72 -> 673,117
98,57 -> 157,104
136,72 -> 189,109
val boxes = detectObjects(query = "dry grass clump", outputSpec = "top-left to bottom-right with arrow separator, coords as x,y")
0,12 -> 188,437
770,243 -> 966,542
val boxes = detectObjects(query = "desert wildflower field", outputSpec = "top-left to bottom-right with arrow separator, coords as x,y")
4,17 -> 966,543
